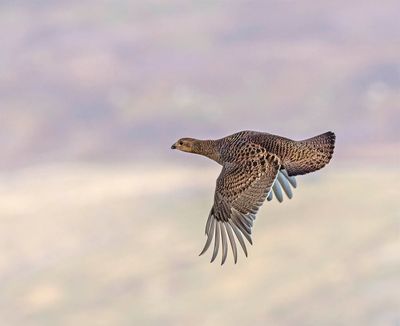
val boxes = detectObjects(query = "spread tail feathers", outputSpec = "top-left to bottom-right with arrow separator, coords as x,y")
284,131 -> 336,176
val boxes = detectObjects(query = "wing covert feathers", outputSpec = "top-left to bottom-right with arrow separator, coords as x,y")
199,148 -> 280,264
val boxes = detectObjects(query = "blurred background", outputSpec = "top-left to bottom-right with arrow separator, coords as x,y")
0,1 -> 399,325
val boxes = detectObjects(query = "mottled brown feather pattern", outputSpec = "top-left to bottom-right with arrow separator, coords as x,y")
172,130 -> 335,264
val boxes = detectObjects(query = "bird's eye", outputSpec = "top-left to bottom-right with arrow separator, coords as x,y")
179,141 -> 183,145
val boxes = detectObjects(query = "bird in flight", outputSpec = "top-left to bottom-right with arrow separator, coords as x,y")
171,130 -> 335,264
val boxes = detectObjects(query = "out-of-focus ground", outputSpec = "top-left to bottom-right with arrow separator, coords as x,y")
0,163 -> 399,325
1,0 -> 400,325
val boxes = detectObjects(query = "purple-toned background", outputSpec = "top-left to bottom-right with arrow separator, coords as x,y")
1,0 -> 399,167
0,1 -> 399,325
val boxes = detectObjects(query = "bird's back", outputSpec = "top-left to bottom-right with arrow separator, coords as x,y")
218,130 -> 335,176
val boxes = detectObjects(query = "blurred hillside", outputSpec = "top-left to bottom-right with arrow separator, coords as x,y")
1,0 -> 400,167
0,164 -> 399,325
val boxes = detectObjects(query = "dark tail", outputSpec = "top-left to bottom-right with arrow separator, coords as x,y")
284,131 -> 336,176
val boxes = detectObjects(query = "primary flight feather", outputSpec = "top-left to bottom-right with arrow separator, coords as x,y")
171,130 -> 336,264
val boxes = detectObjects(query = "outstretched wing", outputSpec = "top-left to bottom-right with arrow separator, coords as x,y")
200,150 -> 281,264
267,169 -> 297,202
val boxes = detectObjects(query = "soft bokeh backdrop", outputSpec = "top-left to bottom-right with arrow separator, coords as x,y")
0,1 -> 399,325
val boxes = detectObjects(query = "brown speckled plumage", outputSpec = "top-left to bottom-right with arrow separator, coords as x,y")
172,130 -> 335,264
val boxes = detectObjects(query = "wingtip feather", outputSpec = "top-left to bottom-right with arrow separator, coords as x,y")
210,222 -> 220,263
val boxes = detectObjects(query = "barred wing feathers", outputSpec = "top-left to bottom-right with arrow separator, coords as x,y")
200,151 -> 281,264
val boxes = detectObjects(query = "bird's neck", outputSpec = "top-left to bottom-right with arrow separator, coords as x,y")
192,139 -> 222,164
